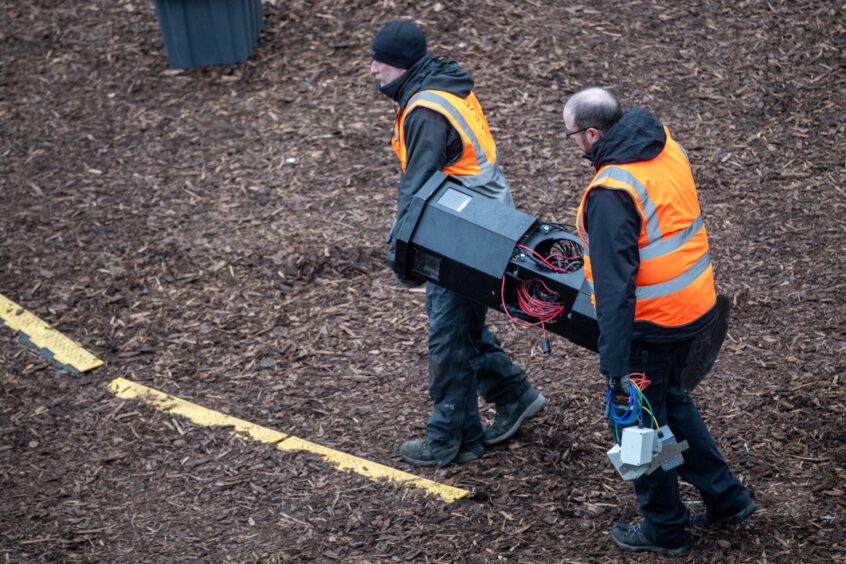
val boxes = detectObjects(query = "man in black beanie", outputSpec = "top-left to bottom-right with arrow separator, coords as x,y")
370,20 -> 547,467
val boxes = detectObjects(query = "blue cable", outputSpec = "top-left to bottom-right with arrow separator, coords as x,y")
605,381 -> 661,444
605,382 -> 642,426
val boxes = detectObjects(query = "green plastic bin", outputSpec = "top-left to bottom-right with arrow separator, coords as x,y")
154,0 -> 264,69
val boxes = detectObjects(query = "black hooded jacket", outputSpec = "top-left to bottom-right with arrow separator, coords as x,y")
584,108 -> 716,378
380,54 -> 474,257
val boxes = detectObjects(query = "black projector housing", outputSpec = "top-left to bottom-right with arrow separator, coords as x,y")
393,172 -> 599,352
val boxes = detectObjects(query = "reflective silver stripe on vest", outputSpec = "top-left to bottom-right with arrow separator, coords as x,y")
593,167 -> 662,243
639,214 -> 704,261
409,90 -> 492,167
579,182 -> 650,249
407,90 -> 511,204
635,252 -> 711,300
578,209 -> 589,246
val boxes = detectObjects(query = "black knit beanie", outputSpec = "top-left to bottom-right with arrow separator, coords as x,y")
371,20 -> 427,69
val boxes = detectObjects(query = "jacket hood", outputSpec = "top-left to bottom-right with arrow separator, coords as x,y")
589,107 -> 667,168
380,54 -> 474,108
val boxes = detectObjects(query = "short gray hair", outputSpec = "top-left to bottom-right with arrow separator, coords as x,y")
565,87 -> 623,133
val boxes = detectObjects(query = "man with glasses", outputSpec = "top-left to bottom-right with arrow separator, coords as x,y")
370,20 -> 547,467
563,87 -> 756,556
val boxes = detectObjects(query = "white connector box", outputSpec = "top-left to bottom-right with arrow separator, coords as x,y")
620,427 -> 657,465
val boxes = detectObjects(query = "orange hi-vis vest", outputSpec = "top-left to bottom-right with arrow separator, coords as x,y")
575,128 -> 717,328
392,89 -> 503,192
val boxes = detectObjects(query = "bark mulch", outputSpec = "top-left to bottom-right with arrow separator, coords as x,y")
1,0 -> 844,561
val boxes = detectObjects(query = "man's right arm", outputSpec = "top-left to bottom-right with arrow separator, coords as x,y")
584,188 -> 641,383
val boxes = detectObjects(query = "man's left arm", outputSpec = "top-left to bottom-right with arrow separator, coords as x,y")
585,188 -> 641,390
386,108 -> 451,282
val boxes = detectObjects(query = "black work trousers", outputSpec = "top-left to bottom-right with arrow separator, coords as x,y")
425,282 -> 529,465
619,340 -> 753,548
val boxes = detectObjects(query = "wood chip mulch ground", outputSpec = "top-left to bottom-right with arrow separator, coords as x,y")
1,0 -> 844,561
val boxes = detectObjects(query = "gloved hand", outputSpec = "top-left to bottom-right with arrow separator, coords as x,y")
605,373 -> 632,396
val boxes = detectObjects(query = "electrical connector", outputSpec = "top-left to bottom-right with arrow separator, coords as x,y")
607,425 -> 690,481
620,427 -> 657,465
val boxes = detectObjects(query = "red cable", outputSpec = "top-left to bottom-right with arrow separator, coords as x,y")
517,280 -> 564,321
501,276 -> 566,329
501,243 -> 578,341
501,275 -> 543,328
629,372 -> 651,391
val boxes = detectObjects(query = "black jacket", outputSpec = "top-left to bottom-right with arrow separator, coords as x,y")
585,108 -> 717,378
380,54 -> 473,256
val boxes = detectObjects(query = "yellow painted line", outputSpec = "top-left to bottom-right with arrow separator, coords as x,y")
108,377 -> 469,503
0,293 -> 103,374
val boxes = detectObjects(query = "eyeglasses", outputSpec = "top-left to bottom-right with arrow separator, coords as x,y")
565,127 -> 589,137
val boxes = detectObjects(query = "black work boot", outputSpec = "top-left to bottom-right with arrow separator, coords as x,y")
611,523 -> 690,557
399,438 -> 481,467
692,501 -> 758,531
482,387 -> 547,446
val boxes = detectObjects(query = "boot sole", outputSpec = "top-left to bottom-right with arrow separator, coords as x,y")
454,450 -> 481,464
482,394 -> 548,446
400,449 -> 480,467
692,501 -> 758,531
612,536 -> 689,557
400,453 -> 438,467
